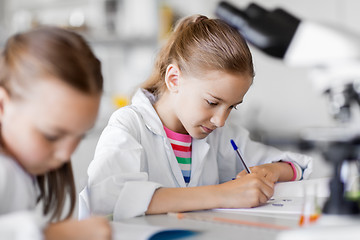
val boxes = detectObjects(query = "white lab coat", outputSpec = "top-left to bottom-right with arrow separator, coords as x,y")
87,89 -> 312,220
0,153 -> 44,240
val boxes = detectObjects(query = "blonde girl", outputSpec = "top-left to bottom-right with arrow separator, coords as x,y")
0,27 -> 111,240
86,15 -> 312,220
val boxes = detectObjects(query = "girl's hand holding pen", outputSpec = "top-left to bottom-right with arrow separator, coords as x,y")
235,162 -> 295,183
218,173 -> 274,208
44,216 -> 112,240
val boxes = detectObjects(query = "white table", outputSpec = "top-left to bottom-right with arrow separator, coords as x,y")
113,210 -> 300,240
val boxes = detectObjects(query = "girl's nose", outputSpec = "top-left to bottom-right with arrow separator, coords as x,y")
210,109 -> 228,128
55,139 -> 80,162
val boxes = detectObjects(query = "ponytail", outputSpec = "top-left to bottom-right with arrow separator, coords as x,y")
142,14 -> 254,97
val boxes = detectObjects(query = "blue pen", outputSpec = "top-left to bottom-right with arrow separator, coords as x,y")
230,139 -> 251,174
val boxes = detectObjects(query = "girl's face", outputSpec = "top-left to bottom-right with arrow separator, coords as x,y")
168,67 -> 252,139
0,77 -> 100,175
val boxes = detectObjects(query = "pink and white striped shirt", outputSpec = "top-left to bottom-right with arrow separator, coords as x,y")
164,126 -> 192,185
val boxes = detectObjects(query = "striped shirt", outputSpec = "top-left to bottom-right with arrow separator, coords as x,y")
164,126 -> 192,185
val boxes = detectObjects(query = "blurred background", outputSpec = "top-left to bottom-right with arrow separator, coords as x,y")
2,0 -> 360,215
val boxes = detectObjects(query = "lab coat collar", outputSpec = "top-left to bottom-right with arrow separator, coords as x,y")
132,89 -> 190,187
131,89 -> 165,136
131,89 -> 211,187
188,138 -> 210,187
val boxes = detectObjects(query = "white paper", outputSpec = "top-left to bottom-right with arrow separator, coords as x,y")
214,178 -> 330,215
214,197 -> 310,215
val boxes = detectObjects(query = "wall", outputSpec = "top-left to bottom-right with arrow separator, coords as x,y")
0,0 -> 6,43
3,0 -> 359,135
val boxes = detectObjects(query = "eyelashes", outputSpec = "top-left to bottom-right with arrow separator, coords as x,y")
43,134 -> 60,142
206,100 -> 239,110
206,100 -> 218,106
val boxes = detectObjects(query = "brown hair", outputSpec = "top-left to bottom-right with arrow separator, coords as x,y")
0,26 -> 103,221
142,14 -> 254,97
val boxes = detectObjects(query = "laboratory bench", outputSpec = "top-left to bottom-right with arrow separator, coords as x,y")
112,210 -> 300,240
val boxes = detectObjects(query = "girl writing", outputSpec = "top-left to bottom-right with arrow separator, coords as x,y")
86,15 -> 312,220
0,27 -> 111,240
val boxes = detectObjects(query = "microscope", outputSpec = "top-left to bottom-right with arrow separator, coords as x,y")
215,1 -> 360,217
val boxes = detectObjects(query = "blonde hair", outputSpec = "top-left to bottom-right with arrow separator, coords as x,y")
142,14 -> 254,97
0,26 -> 103,221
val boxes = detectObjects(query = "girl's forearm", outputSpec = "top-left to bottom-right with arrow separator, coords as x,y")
146,173 -> 275,214
276,162 -> 295,182
146,185 -> 221,214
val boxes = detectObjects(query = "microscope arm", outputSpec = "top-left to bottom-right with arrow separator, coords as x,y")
216,1 -> 360,122
215,1 -> 299,58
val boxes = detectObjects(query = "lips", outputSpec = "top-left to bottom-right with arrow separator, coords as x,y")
201,125 -> 215,134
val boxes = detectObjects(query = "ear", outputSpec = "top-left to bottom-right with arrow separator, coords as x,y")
0,87 -> 10,121
165,64 -> 181,93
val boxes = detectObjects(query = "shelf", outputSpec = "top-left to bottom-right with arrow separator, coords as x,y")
9,0 -> 90,12
83,33 -> 158,47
